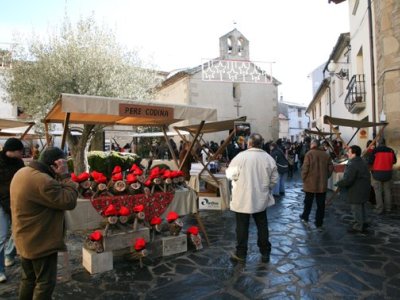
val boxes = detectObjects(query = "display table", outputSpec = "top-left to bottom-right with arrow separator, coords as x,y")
189,173 -> 230,210
65,188 -> 198,231
328,163 -> 346,190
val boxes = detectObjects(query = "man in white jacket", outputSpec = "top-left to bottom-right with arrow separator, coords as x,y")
226,133 -> 279,263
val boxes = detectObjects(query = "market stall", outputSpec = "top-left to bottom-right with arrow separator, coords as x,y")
0,118 -> 35,139
43,93 -> 218,246
322,115 -> 389,203
174,117 -> 247,210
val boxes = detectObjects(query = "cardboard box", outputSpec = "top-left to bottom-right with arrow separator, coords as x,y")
82,248 -> 113,275
150,234 -> 187,257
102,227 -> 150,252
199,196 -> 222,210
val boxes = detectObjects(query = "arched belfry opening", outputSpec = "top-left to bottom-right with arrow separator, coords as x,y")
219,29 -> 249,60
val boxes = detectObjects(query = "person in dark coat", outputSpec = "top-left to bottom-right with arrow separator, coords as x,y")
0,138 -> 25,282
300,139 -> 333,230
270,142 -> 288,196
336,145 -> 371,233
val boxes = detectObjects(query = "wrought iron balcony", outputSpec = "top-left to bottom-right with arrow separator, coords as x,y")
345,74 -> 366,114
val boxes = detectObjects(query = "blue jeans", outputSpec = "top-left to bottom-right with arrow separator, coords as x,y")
272,173 -> 287,195
0,206 -> 16,274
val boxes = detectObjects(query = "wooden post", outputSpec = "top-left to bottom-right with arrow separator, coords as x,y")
21,123 -> 34,140
61,112 -> 71,150
176,121 -> 205,171
162,125 -> 179,169
44,122 -> 51,146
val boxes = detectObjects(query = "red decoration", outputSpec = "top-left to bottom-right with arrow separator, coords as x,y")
133,204 -> 144,213
150,216 -> 162,225
163,170 -> 173,179
126,173 -> 137,184
90,192 -> 174,222
89,230 -> 103,241
91,171 -> 107,184
119,206 -> 130,216
71,172 -> 90,183
112,172 -> 123,181
112,166 -> 122,174
144,179 -> 152,186
134,238 -> 146,251
104,204 -> 118,216
187,226 -> 199,235
130,164 -> 143,176
166,211 -> 179,223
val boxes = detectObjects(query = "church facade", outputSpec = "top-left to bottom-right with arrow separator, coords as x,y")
154,29 -> 280,143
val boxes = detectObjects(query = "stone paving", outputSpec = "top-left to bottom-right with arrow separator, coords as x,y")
1,174 -> 400,299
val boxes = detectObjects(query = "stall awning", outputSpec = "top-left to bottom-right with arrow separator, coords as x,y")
304,129 -> 332,136
323,116 -> 388,128
174,116 -> 246,134
0,119 -> 36,139
44,94 -> 217,126
0,119 -> 35,130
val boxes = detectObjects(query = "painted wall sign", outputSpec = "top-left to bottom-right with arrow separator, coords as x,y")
119,104 -> 174,119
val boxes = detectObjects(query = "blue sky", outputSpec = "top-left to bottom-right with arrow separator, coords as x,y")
0,0 -> 349,105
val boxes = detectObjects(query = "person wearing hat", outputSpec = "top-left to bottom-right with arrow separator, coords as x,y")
10,147 -> 78,298
0,138 -> 25,283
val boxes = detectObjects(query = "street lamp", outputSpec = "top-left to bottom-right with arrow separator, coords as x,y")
327,60 -> 348,80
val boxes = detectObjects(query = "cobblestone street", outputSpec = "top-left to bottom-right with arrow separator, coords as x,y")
1,174 -> 400,299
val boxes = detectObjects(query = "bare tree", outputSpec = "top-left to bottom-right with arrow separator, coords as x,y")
2,16 -> 159,173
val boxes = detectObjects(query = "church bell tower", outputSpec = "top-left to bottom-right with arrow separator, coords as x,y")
219,29 -> 249,61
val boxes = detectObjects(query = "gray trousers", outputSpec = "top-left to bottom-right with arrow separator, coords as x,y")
351,203 -> 366,231
371,177 -> 392,212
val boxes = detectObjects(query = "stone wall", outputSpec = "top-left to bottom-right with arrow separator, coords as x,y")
374,0 -> 400,159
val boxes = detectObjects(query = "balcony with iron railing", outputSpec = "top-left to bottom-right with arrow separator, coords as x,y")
345,74 -> 366,114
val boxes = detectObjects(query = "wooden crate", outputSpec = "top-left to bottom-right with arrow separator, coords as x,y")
149,234 -> 187,258
82,248 -> 113,275
102,227 -> 150,252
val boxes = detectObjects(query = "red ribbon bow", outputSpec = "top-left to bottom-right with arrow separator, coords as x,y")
166,211 -> 179,223
89,230 -> 103,241
150,216 -> 162,225
91,171 -> 107,184
104,204 -> 118,216
119,206 -> 130,216
134,238 -> 146,251
112,166 -> 122,175
71,172 -> 90,183
126,173 -> 138,184
187,226 -> 199,235
133,204 -> 144,213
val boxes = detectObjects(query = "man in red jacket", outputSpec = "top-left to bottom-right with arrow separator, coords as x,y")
368,139 -> 397,214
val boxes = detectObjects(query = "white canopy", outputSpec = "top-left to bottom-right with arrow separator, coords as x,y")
44,93 -> 217,126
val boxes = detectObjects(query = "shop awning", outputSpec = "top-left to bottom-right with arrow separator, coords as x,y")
44,93 -> 217,126
323,115 -> 388,128
0,119 -> 35,130
0,119 -> 35,139
174,116 -> 246,134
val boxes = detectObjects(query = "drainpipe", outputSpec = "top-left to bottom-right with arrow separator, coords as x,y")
368,0 -> 377,136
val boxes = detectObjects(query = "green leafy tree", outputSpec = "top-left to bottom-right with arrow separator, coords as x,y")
2,16 -> 159,173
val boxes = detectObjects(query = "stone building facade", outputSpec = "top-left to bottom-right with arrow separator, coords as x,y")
373,0 -> 400,151
154,29 -> 280,143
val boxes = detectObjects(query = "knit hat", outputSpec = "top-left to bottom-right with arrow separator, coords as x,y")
38,147 -> 66,166
3,138 -> 24,152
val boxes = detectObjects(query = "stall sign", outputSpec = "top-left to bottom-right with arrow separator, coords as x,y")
359,128 -> 367,139
199,196 -> 222,210
119,104 -> 174,120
